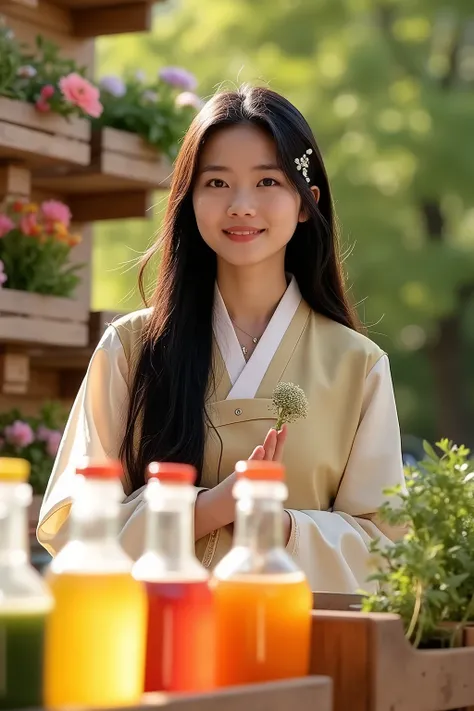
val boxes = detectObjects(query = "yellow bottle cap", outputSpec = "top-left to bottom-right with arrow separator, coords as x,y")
0,457 -> 31,482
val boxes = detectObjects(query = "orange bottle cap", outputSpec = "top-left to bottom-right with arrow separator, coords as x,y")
147,462 -> 196,485
76,458 -> 123,479
235,460 -> 285,481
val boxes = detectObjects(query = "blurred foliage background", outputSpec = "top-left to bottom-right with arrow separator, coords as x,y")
93,0 -> 474,450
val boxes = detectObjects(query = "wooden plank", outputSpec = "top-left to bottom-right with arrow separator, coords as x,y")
0,164 -> 31,198
100,149 -> 172,187
0,316 -> 88,346
1,0 -> 73,36
141,677 -> 332,711
68,190 -> 152,221
0,0 -> 38,8
0,98 -> 90,141
93,127 -> 160,161
54,0 -> 158,8
0,122 -> 90,166
310,610 -> 474,711
313,592 -> 363,611
72,1 -> 151,36
0,289 -> 88,322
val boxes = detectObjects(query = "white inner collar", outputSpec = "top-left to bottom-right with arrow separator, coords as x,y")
213,275 -> 302,400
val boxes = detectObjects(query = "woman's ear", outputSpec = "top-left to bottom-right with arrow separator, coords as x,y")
298,185 -> 321,222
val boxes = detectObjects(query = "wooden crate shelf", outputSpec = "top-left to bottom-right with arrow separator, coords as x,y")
0,97 -> 91,170
33,128 -> 172,220
1,0 -> 160,37
310,606 -> 474,711
0,289 -> 89,347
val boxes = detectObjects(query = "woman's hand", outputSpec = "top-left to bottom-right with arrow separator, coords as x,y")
194,425 -> 288,541
248,424 -> 288,463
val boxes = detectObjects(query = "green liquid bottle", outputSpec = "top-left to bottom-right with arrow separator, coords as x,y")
0,458 -> 53,709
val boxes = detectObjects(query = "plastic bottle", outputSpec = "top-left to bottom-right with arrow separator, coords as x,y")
0,457 -> 53,709
133,462 -> 215,692
43,459 -> 146,708
211,460 -> 312,685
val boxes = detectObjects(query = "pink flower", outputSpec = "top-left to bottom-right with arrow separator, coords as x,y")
35,100 -> 51,113
0,260 -> 7,287
40,84 -> 55,100
20,212 -> 40,236
0,214 -> 14,238
36,425 -> 51,442
41,200 -> 71,228
59,73 -> 103,118
46,430 -> 62,458
4,421 -> 34,448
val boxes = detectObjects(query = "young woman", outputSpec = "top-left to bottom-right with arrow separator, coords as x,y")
38,85 -> 406,593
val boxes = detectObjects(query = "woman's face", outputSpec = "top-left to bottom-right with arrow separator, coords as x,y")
192,123 -> 305,268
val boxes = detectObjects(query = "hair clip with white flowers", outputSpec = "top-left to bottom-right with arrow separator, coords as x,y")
295,148 -> 313,183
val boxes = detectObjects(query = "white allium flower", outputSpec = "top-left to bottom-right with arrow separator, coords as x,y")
270,381 -> 309,430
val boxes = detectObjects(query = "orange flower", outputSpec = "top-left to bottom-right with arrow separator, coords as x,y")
53,221 -> 69,239
22,202 -> 39,214
68,233 -> 82,247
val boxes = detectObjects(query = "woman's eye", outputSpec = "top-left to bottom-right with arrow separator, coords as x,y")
207,179 -> 228,188
258,177 -> 279,187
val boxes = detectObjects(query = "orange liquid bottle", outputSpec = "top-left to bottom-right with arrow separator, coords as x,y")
43,460 -> 147,709
211,460 -> 312,686
132,463 -> 215,693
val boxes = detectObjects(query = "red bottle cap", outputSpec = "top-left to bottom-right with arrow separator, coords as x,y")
76,458 -> 123,479
147,462 -> 196,485
235,460 -> 285,481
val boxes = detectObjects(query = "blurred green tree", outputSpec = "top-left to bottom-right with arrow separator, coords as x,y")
94,0 -> 474,445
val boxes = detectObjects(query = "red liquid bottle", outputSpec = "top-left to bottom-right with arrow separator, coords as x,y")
132,463 -> 215,693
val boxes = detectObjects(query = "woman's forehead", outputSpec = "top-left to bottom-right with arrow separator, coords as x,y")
198,124 -> 277,168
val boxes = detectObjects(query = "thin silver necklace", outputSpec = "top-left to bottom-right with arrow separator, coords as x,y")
231,320 -> 259,357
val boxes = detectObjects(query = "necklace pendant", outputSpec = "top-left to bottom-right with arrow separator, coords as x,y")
252,337 -> 258,344
242,345 -> 248,356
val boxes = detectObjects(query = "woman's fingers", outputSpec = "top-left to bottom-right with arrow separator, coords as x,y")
249,445 -> 265,460
262,428 -> 277,460
273,424 -> 287,462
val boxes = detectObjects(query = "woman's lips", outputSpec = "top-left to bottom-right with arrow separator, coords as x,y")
222,227 -> 265,243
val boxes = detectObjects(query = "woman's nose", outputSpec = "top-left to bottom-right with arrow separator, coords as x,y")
227,192 -> 257,218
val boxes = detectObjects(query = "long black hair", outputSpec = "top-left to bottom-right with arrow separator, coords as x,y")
120,85 -> 361,490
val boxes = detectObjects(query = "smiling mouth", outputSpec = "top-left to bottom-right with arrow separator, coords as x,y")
223,229 -> 265,236
222,228 -> 265,242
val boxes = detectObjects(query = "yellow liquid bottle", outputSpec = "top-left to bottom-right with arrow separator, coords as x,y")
43,460 -> 146,709
211,460 -> 312,686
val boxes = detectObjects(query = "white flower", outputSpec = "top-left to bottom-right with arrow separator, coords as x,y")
175,91 -> 203,111
17,65 -> 36,78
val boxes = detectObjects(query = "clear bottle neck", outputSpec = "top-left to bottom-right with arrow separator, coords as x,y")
233,480 -> 287,552
69,478 -> 122,546
0,482 -> 30,566
141,481 -> 202,576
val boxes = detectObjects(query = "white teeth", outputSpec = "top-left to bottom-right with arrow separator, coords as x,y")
226,230 -> 261,235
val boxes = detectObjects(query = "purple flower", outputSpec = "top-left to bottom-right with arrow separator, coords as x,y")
4,421 -> 34,448
46,430 -> 62,458
99,75 -> 126,97
175,91 -> 204,111
36,425 -> 51,442
159,66 -> 197,92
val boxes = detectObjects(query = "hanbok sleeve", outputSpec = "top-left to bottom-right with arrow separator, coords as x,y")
285,355 -> 407,593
